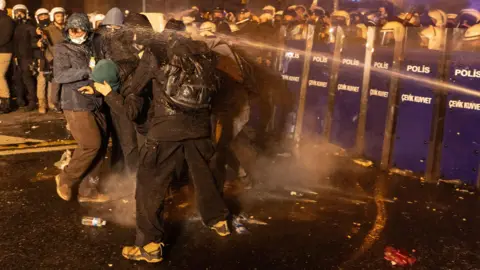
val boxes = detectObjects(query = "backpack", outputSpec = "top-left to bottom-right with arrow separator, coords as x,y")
164,38 -> 218,111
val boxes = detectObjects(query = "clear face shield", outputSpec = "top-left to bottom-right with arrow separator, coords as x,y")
419,27 -> 444,50
379,30 -> 396,47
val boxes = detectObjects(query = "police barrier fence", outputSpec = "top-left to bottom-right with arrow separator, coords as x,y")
270,25 -> 480,188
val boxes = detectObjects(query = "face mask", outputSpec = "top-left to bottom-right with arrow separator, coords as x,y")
70,34 -> 87,45
38,19 -> 50,28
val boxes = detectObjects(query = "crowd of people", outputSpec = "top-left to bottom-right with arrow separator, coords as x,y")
0,0 -> 479,264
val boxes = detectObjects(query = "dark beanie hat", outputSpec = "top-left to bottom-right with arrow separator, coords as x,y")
92,60 -> 120,92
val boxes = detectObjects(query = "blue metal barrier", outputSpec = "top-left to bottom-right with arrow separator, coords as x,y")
303,42 -> 334,135
440,51 -> 480,186
330,38 -> 366,149
391,49 -> 441,173
364,46 -> 395,163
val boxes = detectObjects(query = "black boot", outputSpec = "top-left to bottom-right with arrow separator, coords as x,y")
0,98 -> 11,114
24,102 -> 36,112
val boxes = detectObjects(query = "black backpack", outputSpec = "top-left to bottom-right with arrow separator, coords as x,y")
164,38 -> 218,111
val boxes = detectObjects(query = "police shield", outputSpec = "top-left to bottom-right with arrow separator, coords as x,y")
303,42 -> 334,135
280,39 -> 307,134
391,27 -> 444,174
364,46 -> 395,163
440,32 -> 480,186
330,30 -> 367,149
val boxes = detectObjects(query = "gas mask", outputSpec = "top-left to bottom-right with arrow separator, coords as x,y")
38,18 -> 50,28
70,34 -> 87,45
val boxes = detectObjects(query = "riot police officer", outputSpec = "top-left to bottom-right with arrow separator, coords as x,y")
12,4 -> 38,111
378,21 -> 405,47
34,8 -> 50,114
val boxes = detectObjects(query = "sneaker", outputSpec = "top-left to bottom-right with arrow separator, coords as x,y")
122,242 -> 164,263
210,220 -> 231,237
55,175 -> 71,201
78,193 -> 110,203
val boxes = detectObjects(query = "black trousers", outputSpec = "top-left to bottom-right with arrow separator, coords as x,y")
135,138 -> 229,246
13,58 -> 36,106
109,110 -> 139,174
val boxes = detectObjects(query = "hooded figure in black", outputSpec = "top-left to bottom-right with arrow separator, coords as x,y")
12,5 -> 39,111
120,31 -> 230,263
99,13 -> 156,173
53,13 -> 109,203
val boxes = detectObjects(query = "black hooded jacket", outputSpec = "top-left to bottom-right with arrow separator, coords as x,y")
13,19 -> 40,60
0,10 -> 15,54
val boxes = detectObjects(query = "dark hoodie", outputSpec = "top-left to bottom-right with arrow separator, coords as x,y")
0,10 -> 14,53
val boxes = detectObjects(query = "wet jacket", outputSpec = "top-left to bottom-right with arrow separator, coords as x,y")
54,40 -> 103,111
104,49 -> 152,135
44,23 -> 65,62
13,20 -> 40,60
0,10 -> 15,54
130,36 -> 215,141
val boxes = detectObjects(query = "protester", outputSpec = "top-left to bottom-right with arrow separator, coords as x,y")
0,0 -> 14,114
121,30 -> 230,263
103,12 -> 155,173
93,7 -> 124,60
54,13 -> 109,203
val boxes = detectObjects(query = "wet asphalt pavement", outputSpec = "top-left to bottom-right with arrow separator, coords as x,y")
0,112 -> 479,270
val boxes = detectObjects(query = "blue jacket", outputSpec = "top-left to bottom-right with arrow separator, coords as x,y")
54,41 -> 103,111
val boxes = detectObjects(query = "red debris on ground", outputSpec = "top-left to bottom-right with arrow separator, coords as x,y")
384,246 -> 417,266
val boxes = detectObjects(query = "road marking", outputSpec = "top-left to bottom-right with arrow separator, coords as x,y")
0,135 -> 45,145
0,140 -> 77,156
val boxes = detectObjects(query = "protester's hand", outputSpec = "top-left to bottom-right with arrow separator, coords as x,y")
37,39 -> 43,48
94,81 -> 112,96
78,86 -> 94,95
36,27 -> 43,36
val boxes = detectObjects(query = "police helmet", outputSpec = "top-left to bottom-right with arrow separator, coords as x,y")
457,9 -> 480,28
428,9 -> 447,27
331,10 -> 350,26
311,6 -> 326,18
379,21 -> 405,46
35,8 -> 49,24
419,26 -> 444,50
199,21 -> 216,37
262,5 -> 275,15
50,7 -> 66,22
464,23 -> 480,41
12,4 -> 28,19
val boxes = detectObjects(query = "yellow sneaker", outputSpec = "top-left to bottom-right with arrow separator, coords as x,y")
211,220 -> 231,237
122,242 -> 164,263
